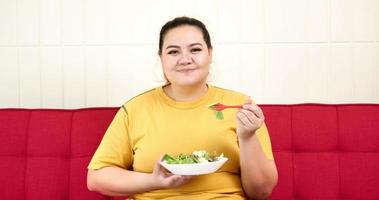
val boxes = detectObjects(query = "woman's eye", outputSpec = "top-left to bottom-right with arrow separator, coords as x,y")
191,48 -> 202,53
168,50 -> 179,55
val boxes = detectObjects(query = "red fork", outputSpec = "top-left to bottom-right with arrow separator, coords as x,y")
209,103 -> 243,111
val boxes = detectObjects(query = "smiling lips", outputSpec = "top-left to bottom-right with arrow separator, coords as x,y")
177,68 -> 197,72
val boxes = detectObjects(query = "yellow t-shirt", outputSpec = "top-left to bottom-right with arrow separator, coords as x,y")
88,85 -> 274,200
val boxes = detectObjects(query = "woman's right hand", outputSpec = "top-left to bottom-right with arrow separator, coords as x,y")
150,157 -> 194,189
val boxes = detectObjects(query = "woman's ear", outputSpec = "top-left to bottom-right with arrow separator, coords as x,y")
208,48 -> 213,63
158,53 -> 163,64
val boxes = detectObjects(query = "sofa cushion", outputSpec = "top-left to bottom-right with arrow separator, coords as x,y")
264,104 -> 379,200
0,108 -> 117,200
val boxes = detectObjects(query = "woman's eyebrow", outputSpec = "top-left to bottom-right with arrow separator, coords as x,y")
165,43 -> 203,50
166,45 -> 180,49
189,43 -> 203,47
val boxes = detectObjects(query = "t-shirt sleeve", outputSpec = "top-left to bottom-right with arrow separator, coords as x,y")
88,106 -> 133,170
256,122 -> 274,160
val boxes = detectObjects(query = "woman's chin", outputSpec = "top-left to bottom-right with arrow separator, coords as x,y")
175,80 -> 205,87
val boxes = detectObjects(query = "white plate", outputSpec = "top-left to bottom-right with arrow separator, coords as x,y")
160,157 -> 228,175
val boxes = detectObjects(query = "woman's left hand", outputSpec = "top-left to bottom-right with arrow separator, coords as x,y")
236,97 -> 265,140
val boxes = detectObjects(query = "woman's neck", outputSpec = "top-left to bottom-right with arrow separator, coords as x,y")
163,83 -> 208,102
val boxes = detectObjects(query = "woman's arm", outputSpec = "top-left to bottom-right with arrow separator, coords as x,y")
239,134 -> 278,199
87,167 -> 155,196
236,98 -> 278,199
87,159 -> 193,197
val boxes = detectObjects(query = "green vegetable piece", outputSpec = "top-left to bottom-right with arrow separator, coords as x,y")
192,155 -> 199,163
208,104 -> 224,120
215,111 -> 224,120
163,151 -> 224,164
162,154 -> 176,164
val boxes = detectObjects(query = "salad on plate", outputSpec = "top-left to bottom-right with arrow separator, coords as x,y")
160,150 -> 228,175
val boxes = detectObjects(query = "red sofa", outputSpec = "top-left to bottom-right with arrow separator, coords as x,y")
0,104 -> 378,200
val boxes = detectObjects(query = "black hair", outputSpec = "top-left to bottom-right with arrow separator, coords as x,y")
158,16 -> 212,55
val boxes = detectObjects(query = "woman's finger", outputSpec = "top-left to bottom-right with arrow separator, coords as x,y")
153,156 -> 163,174
182,175 -> 194,180
239,109 -> 258,125
244,96 -> 253,105
161,175 -> 179,187
178,175 -> 193,185
237,111 -> 251,127
166,175 -> 193,188
243,104 -> 264,120
154,155 -> 171,177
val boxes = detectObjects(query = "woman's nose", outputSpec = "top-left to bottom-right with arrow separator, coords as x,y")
178,52 -> 192,65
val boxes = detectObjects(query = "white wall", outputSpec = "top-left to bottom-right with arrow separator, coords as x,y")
0,0 -> 378,108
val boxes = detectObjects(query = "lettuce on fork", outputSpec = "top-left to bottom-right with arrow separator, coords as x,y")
162,150 -> 224,164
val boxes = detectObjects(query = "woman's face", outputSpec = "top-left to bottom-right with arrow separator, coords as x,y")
160,25 -> 212,87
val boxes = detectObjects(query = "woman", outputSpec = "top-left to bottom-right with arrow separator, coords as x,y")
87,16 -> 278,200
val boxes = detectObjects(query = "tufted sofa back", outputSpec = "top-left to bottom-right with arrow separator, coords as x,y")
265,104 -> 379,200
0,104 -> 378,200
0,108 -> 117,200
